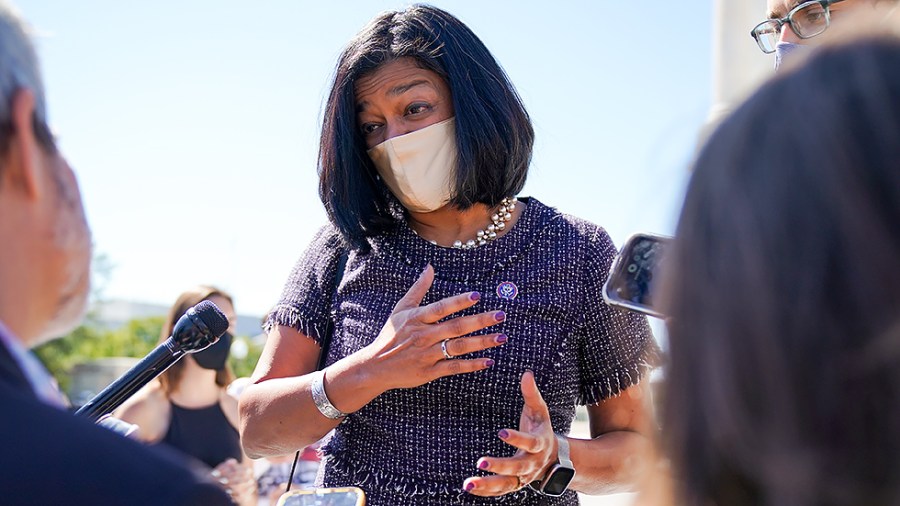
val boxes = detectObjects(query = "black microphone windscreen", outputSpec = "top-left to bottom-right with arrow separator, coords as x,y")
193,300 -> 229,337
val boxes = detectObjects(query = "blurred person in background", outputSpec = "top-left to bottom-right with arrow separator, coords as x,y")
117,286 -> 255,505
662,20 -> 900,506
228,313 -> 321,506
0,1 -> 230,503
751,0 -> 897,68
240,4 -> 659,505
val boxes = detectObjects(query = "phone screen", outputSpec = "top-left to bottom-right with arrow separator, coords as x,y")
277,488 -> 365,506
602,234 -> 671,318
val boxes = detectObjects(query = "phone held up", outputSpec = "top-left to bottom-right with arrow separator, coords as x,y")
602,233 -> 672,319
277,487 -> 366,506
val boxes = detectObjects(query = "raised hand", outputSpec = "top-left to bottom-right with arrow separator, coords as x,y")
463,371 -> 558,497
359,264 -> 508,390
211,458 -> 256,506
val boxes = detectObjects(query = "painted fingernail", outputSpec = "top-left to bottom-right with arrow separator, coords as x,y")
494,311 -> 506,321
478,460 -> 490,470
470,291 -> 481,301
485,359 -> 495,367
498,429 -> 510,439
496,334 -> 508,344
465,482 -> 476,492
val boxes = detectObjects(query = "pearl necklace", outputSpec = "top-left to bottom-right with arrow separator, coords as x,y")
413,198 -> 518,249
453,197 -> 517,249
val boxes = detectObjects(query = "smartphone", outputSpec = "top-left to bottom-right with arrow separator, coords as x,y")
276,487 -> 366,506
602,233 -> 672,319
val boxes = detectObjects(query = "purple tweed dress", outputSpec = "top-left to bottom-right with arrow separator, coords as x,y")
267,198 -> 657,505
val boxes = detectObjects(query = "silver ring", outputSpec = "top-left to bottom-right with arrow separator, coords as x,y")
441,339 -> 453,360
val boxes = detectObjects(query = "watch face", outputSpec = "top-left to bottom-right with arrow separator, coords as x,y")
542,465 -> 576,496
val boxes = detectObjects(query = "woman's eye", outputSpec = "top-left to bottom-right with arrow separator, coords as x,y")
406,103 -> 431,116
360,123 -> 381,135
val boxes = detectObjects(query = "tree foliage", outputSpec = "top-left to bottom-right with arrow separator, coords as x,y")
229,336 -> 264,379
34,318 -> 263,395
32,251 -> 264,396
33,317 -> 163,393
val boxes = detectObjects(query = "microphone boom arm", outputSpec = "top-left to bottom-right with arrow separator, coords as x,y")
75,339 -> 185,422
74,302 -> 228,422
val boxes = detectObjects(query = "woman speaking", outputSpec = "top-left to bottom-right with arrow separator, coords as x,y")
239,5 -> 658,504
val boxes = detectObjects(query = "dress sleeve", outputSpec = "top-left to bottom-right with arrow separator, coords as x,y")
264,225 -> 345,346
575,227 -> 659,405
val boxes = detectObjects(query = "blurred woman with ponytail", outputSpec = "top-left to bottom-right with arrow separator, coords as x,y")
117,286 -> 256,505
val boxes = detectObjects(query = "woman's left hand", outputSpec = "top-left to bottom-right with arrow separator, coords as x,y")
463,370 -> 558,497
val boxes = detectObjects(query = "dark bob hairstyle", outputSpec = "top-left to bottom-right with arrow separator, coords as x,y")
318,4 -> 534,251
662,37 -> 900,506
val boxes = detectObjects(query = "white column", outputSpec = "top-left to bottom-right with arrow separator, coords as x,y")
707,0 -> 773,129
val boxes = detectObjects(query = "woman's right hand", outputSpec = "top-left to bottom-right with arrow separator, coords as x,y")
358,264 -> 508,390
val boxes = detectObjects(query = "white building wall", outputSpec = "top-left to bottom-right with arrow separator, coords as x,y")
708,0 -> 774,128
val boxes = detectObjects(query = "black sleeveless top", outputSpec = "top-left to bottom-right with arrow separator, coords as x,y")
159,400 -> 242,469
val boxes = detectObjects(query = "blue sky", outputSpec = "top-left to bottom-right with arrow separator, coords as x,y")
16,1 -> 712,317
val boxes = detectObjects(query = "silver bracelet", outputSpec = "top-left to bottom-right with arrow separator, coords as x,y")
310,370 -> 348,420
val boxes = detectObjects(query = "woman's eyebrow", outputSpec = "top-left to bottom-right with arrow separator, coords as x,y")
387,79 -> 431,97
356,79 -> 434,112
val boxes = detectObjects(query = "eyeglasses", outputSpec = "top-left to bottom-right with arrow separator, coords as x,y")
750,0 -> 846,54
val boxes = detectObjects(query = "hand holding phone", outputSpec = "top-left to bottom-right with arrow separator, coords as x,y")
602,233 -> 672,318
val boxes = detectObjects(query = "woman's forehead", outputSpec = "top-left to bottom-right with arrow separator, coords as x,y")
206,295 -> 235,318
354,58 -> 443,103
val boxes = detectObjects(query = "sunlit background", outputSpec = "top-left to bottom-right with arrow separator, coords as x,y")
17,1 -> 712,321
14,2 -> 780,504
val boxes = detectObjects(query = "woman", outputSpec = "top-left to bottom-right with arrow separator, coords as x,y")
661,32 -> 900,506
240,5 -> 658,505
116,286 -> 256,506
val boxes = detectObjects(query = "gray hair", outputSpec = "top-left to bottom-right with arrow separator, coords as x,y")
0,0 -> 48,153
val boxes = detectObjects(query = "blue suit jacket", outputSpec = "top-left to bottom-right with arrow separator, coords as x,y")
0,339 -> 232,505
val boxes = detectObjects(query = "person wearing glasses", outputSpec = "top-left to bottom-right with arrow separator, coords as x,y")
751,0 -> 896,68
664,21 -> 900,506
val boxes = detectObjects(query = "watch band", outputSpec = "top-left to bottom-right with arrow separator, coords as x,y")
310,370 -> 348,420
555,434 -> 573,468
529,434 -> 576,496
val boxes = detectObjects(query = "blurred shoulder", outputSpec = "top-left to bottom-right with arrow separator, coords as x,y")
0,382 -> 231,505
219,387 -> 240,427
113,380 -> 171,442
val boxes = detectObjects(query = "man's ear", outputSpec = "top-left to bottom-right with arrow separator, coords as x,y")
2,89 -> 45,200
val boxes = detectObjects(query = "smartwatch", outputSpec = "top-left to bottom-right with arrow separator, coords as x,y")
533,434 -> 576,496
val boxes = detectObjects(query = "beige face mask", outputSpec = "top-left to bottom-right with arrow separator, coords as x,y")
367,117 -> 457,213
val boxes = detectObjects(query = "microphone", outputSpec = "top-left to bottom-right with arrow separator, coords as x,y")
75,300 -> 230,422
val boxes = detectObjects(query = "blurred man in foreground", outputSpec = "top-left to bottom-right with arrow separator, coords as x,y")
0,2 -> 230,503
